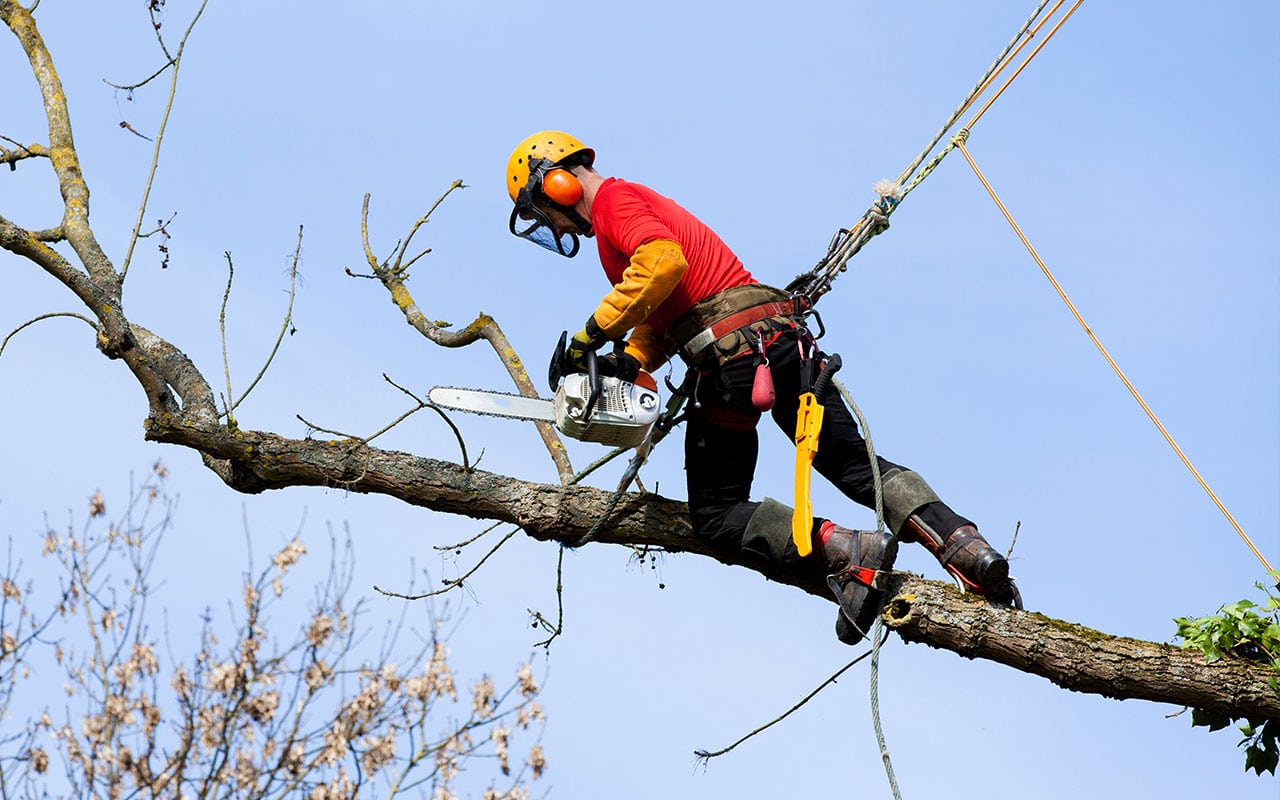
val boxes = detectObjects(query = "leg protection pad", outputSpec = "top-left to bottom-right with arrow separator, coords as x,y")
742,497 -> 802,574
881,469 -> 940,536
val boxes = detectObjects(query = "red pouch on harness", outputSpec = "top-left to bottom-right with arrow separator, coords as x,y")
751,361 -> 775,412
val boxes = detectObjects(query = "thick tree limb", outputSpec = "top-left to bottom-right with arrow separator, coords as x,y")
3,1 -> 116,290
880,575 -> 1278,722
137,417 -> 1279,723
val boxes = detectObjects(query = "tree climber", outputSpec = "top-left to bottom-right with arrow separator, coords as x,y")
506,130 -> 1020,644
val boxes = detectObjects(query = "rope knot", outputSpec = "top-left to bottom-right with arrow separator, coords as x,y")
866,206 -> 891,235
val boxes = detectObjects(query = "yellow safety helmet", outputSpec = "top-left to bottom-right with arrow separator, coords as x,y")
506,130 -> 596,257
506,130 -> 595,203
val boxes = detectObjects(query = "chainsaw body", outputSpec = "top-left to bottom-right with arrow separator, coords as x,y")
553,372 -> 661,447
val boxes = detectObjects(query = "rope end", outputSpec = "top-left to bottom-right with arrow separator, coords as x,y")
872,179 -> 904,202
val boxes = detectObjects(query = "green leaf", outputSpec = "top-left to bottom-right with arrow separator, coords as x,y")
1244,740 -> 1279,776
1192,708 -> 1231,732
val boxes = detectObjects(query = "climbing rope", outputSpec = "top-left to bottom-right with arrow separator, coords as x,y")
808,5 -> 1087,797
955,141 -> 1273,575
835,377 -> 901,798
790,0 -> 1071,306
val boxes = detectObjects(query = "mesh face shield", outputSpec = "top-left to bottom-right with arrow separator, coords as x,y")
508,200 -> 581,258
507,156 -> 589,258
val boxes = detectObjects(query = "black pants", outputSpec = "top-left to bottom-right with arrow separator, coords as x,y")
683,327 -> 969,576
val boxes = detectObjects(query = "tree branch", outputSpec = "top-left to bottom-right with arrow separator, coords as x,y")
358,190 -> 575,484
129,414 -> 1280,722
880,576 -> 1278,722
2,1 -> 116,290
118,0 -> 209,282
0,137 -> 47,166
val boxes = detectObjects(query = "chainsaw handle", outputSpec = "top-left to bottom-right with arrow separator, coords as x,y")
582,347 -> 601,421
548,331 -> 568,392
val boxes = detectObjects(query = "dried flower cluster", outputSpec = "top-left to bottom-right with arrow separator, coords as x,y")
0,468 -> 548,799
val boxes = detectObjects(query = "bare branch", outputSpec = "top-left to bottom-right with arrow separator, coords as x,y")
119,0 -> 210,282
103,59 -> 175,93
0,311 -> 98,358
434,521 -> 503,552
359,189 -> 575,483
695,645 -> 877,760
374,526 -> 519,600
881,576 -> 1280,722
531,547 -> 566,649
0,137 -> 47,166
229,226 -> 302,415
219,250 -> 236,425
382,373 -> 473,468
3,2 -> 117,288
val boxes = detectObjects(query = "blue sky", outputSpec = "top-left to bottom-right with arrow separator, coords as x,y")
2,1 -> 1277,797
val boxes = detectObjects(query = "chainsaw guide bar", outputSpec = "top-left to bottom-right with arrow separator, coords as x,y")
427,386 -> 555,422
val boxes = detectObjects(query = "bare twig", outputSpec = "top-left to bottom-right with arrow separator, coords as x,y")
103,59 -> 175,93
422,405 -> 472,469
119,0 -> 209,282
569,446 -> 629,486
228,226 -> 302,414
117,120 -> 152,141
136,211 -> 177,239
219,251 -> 235,425
0,137 -> 47,167
518,447 -> 636,650
373,526 -> 520,601
434,521 -> 503,552
1007,519 -> 1022,559
393,183 -> 465,273
694,644 -> 879,762
381,373 -> 473,467
363,406 -> 428,448
531,547 -> 567,649
296,370 -> 479,467
295,414 -> 357,441
0,312 -> 98,358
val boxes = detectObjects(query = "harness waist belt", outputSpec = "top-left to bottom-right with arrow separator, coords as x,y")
680,299 -> 801,361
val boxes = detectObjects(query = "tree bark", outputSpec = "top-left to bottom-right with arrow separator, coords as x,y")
880,575 -> 1278,722
144,419 -> 1279,723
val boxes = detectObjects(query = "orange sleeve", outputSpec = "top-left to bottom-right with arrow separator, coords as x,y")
592,238 -> 687,338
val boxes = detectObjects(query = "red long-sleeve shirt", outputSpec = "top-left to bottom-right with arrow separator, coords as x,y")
591,178 -> 755,339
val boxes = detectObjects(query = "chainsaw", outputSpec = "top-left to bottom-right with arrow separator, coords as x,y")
427,333 -> 662,449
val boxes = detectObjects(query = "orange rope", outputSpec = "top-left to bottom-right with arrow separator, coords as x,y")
956,141 -> 1273,574
893,0 -> 1071,188
966,0 -> 1085,130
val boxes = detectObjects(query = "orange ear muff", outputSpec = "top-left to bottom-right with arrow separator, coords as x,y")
542,168 -> 583,206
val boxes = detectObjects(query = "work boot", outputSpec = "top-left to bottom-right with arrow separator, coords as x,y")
903,517 -> 1022,607
819,524 -> 898,646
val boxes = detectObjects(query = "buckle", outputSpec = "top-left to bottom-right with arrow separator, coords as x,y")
834,564 -> 889,591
